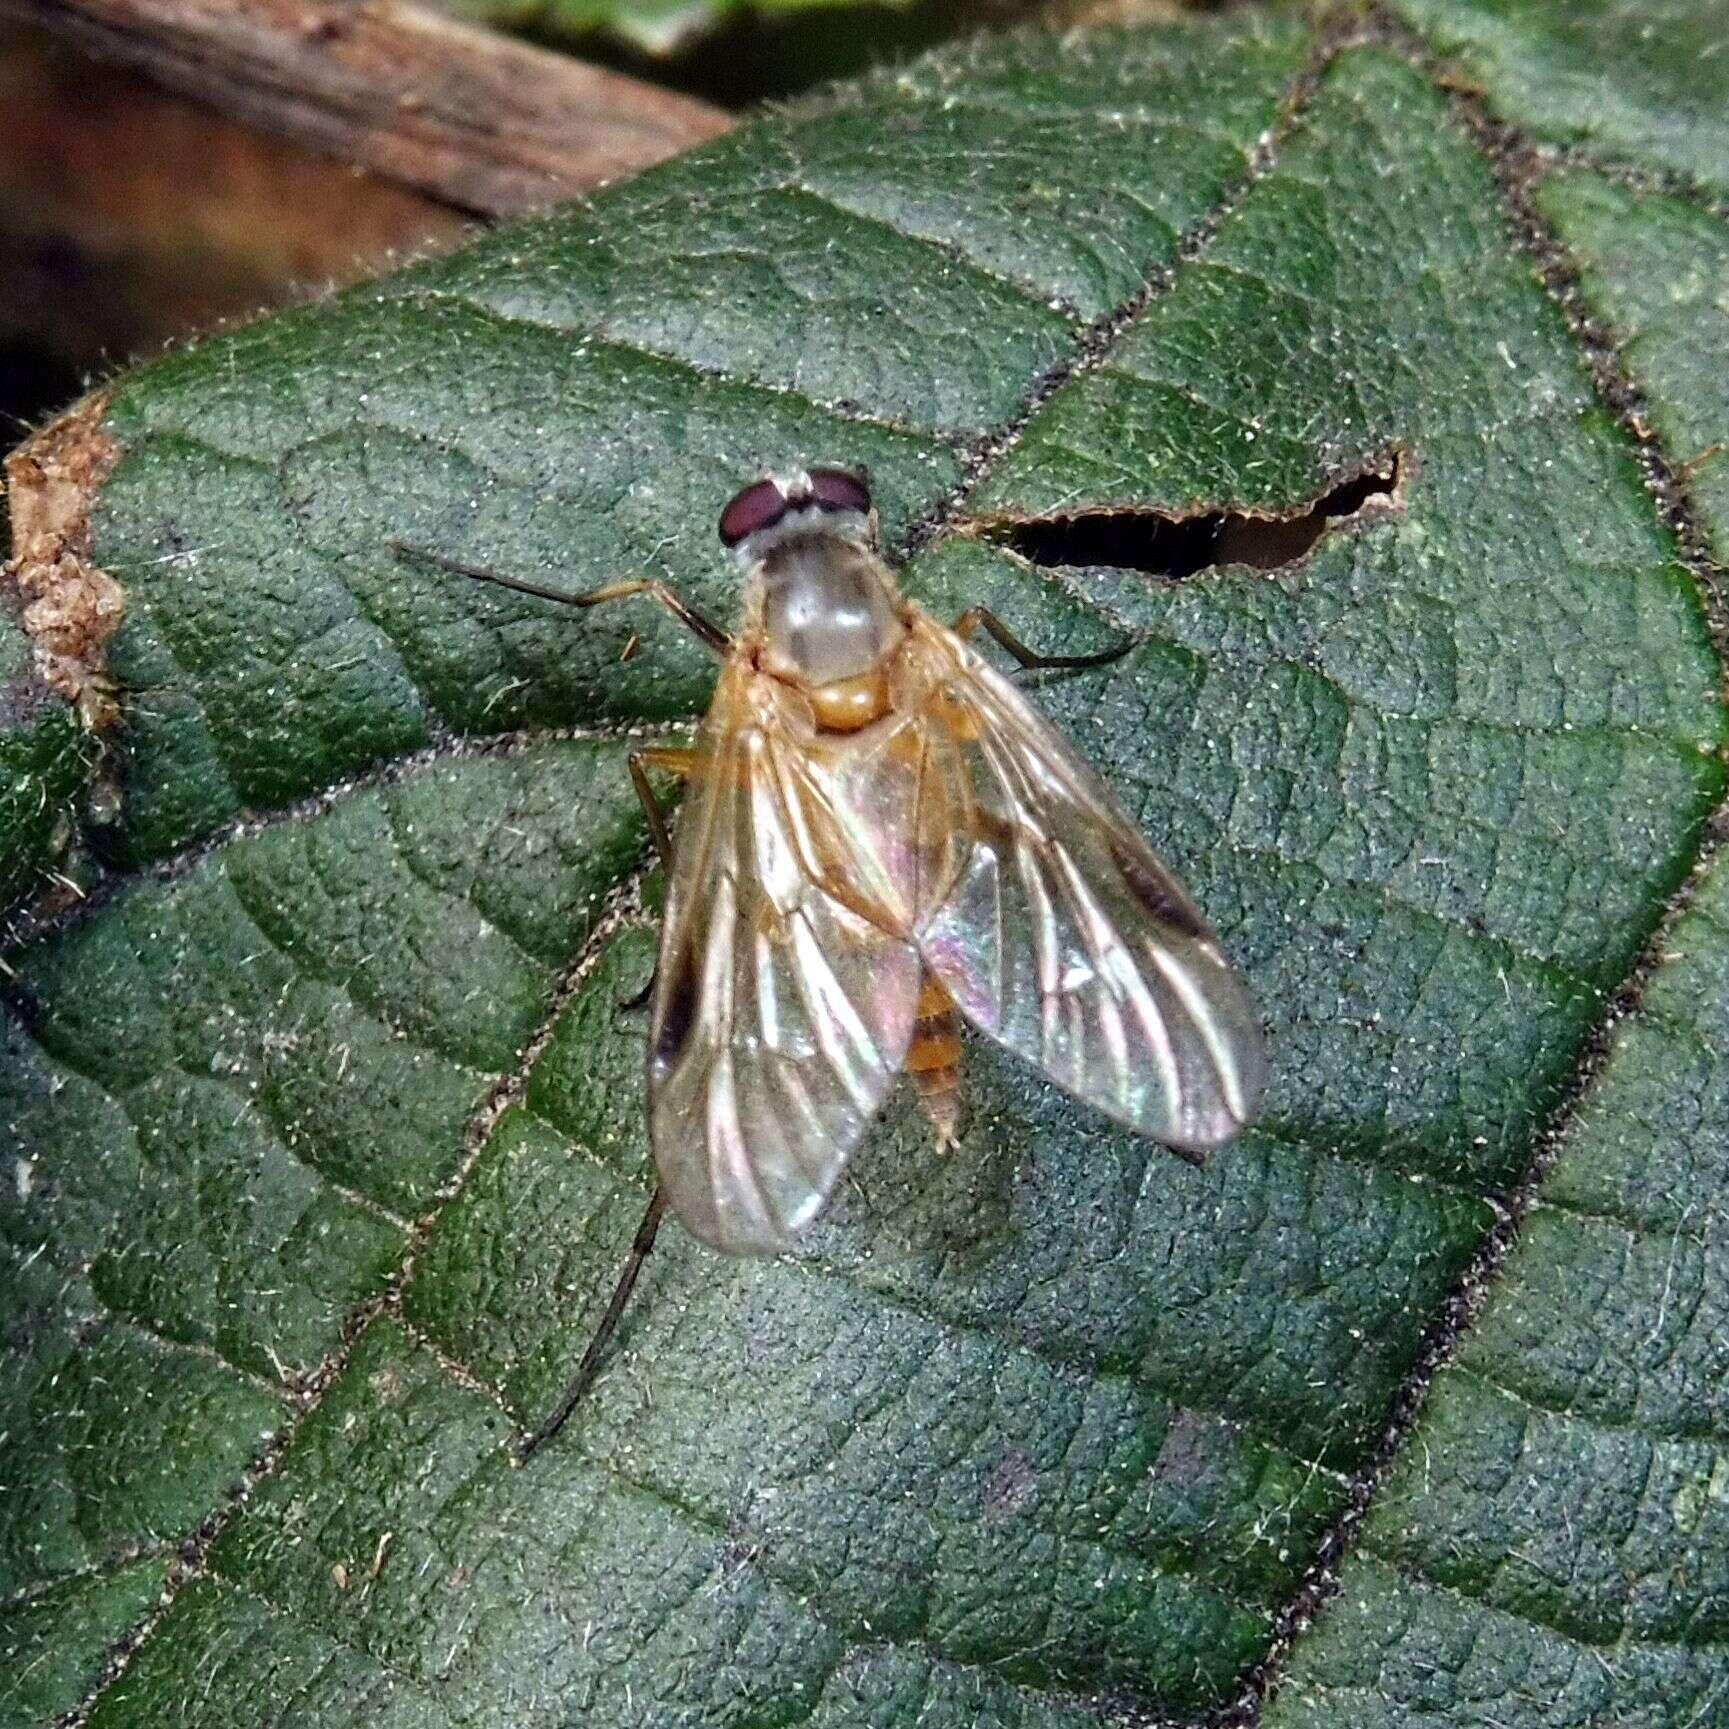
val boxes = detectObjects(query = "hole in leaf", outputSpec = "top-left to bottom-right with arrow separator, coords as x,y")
986,449 -> 1404,578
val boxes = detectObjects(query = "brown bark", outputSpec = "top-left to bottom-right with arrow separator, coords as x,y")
0,0 -> 733,216
0,7 -> 732,418
0,27 -> 470,374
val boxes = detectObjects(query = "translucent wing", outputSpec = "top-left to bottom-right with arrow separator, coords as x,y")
648,660 -> 922,1253
904,613 -> 1266,1153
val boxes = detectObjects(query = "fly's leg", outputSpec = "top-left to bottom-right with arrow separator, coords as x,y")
628,746 -> 693,873
393,541 -> 710,1001
618,746 -> 693,1011
517,743 -> 696,1458
519,1187 -> 668,1462
951,606 -> 1130,672
388,541 -> 732,656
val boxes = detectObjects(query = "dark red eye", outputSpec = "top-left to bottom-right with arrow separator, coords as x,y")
807,468 -> 872,517
718,477 -> 788,547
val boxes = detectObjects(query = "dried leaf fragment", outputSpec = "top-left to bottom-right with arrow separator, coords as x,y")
4,391 -> 125,732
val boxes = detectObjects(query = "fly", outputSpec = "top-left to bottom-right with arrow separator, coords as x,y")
392,467 -> 1266,1458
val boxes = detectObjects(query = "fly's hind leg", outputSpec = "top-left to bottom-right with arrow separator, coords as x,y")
519,1187 -> 668,1462
951,606 -> 1131,672
383,558 -> 707,1458
520,744 -> 693,1462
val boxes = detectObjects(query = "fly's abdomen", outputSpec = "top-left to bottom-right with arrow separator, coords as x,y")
906,970 -> 963,1146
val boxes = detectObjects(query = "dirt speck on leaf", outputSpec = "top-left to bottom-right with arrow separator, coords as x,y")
4,391 -> 125,732
980,1447 -> 1037,1519
1151,1409 -> 1217,1486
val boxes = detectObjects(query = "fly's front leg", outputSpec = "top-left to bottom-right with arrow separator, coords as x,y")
387,541 -> 732,656
579,581 -> 732,655
951,606 -> 1131,672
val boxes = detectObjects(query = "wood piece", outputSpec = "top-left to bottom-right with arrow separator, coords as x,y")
1,0 -> 734,215
0,25 -> 468,381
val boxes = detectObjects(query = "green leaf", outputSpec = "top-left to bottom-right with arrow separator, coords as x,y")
1258,150 -> 1729,1729
1536,169 -> 1729,568
0,1557 -> 166,1724
1388,0 -> 1729,194
422,0 -> 1031,102
1262,848 -> 1729,1727
0,660 -> 89,923
442,0 -> 899,57
3,11 -> 1726,1728
0,398 -> 116,924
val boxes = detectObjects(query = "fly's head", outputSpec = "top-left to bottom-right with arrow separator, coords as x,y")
719,467 -> 878,561
721,468 -> 904,689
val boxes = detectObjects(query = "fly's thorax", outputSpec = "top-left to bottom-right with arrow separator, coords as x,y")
753,533 -> 905,698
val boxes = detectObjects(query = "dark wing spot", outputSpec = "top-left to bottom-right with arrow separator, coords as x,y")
650,946 -> 702,1081
1110,837 -> 1211,941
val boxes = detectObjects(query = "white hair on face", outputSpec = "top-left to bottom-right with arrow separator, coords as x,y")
729,502 -> 875,566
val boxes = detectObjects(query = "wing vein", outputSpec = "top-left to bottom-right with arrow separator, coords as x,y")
908,611 -> 1265,1152
648,663 -> 919,1253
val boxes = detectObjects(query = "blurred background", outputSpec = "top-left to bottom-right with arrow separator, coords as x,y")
0,0 -> 1066,438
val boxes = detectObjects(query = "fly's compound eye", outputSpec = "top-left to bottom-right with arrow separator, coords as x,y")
807,468 -> 872,518
719,477 -> 789,548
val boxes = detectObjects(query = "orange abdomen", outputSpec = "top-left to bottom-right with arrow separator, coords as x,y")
907,970 -> 963,1145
